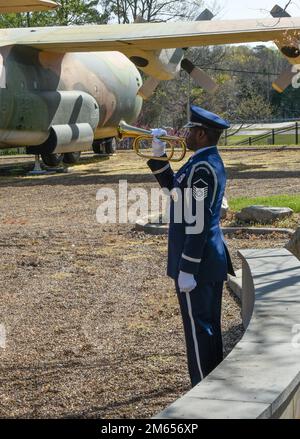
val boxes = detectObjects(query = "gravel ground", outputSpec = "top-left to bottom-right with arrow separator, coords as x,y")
0,151 -> 297,418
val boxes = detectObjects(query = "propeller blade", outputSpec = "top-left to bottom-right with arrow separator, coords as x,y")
137,9 -> 215,98
138,77 -> 161,99
272,67 -> 298,93
180,9 -> 217,93
168,9 -> 214,64
270,5 -> 296,92
181,58 -> 218,93
270,4 -> 291,18
196,9 -> 214,21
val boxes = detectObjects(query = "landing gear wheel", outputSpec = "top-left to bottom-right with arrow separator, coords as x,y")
63,151 -> 81,164
105,138 -> 117,154
41,153 -> 63,167
92,141 -> 105,154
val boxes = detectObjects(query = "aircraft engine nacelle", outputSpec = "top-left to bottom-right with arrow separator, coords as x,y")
128,48 -> 182,80
30,123 -> 96,155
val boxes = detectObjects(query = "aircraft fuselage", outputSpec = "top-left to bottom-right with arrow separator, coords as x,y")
0,45 -> 143,152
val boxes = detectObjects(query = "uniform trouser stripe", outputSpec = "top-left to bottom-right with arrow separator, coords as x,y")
186,292 -> 204,381
175,281 -> 224,387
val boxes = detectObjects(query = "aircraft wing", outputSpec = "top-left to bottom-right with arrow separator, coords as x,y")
0,17 -> 299,52
0,0 -> 58,13
1,17 -> 300,83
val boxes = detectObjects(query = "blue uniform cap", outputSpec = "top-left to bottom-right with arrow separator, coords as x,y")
184,105 -> 230,130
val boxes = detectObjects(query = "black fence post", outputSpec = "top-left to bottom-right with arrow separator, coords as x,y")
272,129 -> 275,145
296,122 -> 298,145
249,137 -> 251,146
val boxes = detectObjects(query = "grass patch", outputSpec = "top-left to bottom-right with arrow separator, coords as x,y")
223,133 -> 300,146
225,134 -> 299,147
229,194 -> 300,213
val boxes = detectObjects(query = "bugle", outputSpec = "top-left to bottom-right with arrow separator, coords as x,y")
118,120 -> 186,162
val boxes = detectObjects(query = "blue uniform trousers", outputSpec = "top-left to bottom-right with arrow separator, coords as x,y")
175,280 -> 224,387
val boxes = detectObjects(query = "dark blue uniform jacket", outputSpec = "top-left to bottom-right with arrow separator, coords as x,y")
148,146 -> 235,283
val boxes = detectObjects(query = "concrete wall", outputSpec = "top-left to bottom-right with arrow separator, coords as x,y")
154,248 -> 300,419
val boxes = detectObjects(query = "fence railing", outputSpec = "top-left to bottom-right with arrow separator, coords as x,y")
227,122 -> 299,146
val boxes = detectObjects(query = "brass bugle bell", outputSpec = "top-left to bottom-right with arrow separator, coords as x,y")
117,120 -> 187,162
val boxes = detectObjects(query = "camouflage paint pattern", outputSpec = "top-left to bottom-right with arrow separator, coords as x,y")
0,46 -> 143,151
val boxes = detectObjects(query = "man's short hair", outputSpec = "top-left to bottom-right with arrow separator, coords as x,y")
201,126 -> 223,145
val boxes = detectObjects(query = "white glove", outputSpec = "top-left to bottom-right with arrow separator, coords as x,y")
178,271 -> 197,293
151,128 -> 167,157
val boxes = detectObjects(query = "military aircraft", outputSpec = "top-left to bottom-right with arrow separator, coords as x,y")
0,1 -> 300,167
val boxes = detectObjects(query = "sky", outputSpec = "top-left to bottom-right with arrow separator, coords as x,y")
215,0 -> 300,19
207,0 -> 300,47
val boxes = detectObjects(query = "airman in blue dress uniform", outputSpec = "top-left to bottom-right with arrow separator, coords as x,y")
148,105 -> 235,387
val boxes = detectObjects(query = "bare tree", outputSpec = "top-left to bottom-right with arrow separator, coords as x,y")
101,0 -> 220,23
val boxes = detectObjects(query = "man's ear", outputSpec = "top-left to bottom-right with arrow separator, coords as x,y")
196,128 -> 206,143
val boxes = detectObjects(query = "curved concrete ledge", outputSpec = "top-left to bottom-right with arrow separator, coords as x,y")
136,218 -> 294,237
154,248 -> 300,419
